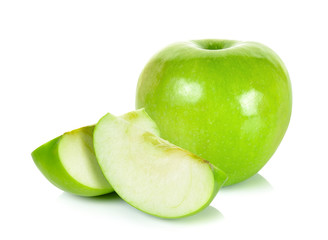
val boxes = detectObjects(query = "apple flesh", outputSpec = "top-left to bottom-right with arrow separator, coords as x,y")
93,112 -> 227,218
31,109 -> 160,196
136,39 -> 292,186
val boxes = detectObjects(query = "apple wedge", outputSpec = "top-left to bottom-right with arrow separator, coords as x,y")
32,109 -> 159,197
94,113 -> 227,218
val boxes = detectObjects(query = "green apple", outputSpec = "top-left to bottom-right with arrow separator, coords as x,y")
93,113 -> 227,218
31,109 -> 160,196
136,39 -> 292,186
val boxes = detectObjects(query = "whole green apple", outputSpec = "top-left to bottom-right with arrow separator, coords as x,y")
136,39 -> 292,186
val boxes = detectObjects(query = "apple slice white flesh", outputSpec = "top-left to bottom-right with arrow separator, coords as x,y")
32,109 -> 159,197
94,113 -> 227,218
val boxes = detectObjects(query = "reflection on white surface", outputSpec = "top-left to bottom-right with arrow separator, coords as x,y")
57,192 -> 223,225
175,79 -> 203,103
239,89 -> 263,116
222,173 -> 273,193
55,174 -> 271,225
171,206 -> 223,224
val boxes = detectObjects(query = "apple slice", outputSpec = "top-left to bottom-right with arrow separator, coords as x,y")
94,113 -> 227,218
32,109 -> 159,197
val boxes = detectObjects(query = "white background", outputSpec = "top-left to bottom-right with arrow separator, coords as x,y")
1,0 -> 327,239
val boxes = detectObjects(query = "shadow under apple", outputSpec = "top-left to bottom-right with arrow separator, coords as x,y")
221,173 -> 273,193
57,191 -> 223,224
56,173 -> 271,224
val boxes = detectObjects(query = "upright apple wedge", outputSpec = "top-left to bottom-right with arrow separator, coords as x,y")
94,113 -> 227,218
32,109 -> 159,197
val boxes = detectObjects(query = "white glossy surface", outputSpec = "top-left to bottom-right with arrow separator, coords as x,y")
0,0 -> 327,239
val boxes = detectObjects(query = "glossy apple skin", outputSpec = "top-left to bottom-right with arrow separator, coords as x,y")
136,39 -> 292,186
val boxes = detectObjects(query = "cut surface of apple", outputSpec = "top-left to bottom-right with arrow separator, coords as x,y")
32,109 -> 159,197
59,125 -> 112,193
94,113 -> 227,218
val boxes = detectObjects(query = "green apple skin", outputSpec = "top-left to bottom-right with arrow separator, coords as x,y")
136,39 -> 292,186
32,126 -> 113,197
